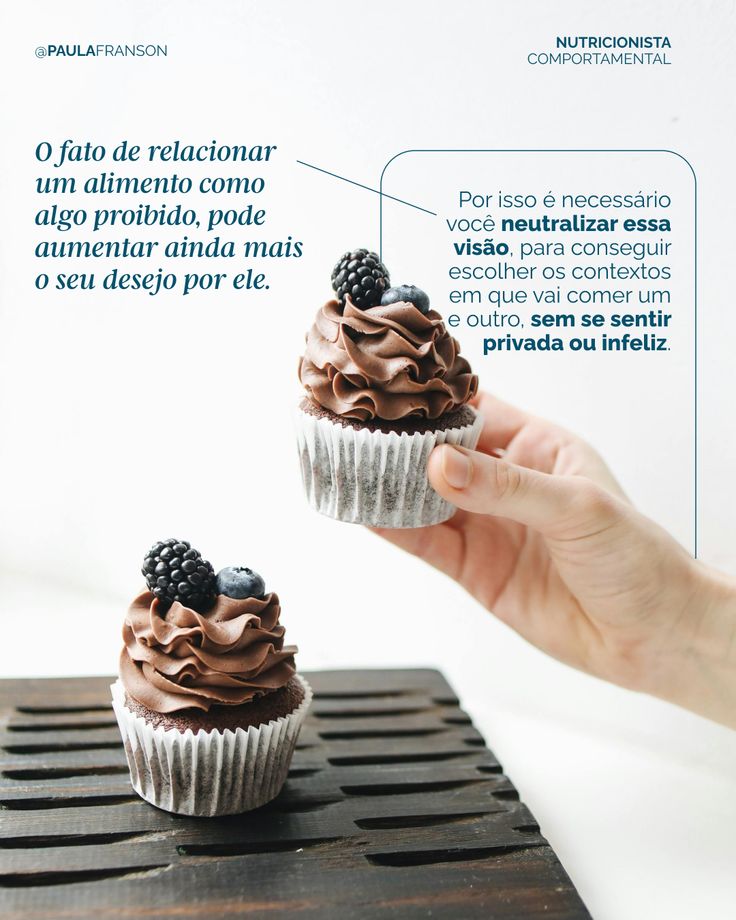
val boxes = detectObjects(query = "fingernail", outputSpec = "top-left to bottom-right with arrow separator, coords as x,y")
442,446 -> 472,489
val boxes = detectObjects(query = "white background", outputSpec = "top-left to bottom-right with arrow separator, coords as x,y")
1,3 -> 735,919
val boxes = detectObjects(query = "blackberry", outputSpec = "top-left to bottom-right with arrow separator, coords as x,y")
142,538 -> 216,612
331,248 -> 390,310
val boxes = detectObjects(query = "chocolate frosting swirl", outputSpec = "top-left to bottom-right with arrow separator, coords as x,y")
120,589 -> 297,713
299,297 -> 478,421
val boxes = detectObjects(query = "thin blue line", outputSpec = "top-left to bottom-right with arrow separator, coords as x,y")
378,148 -> 698,557
693,166 -> 698,558
295,160 -> 437,216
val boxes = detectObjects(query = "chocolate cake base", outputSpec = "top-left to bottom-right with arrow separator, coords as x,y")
300,397 -> 476,435
124,676 -> 305,734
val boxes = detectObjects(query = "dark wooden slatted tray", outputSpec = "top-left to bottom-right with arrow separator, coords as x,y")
0,670 -> 589,919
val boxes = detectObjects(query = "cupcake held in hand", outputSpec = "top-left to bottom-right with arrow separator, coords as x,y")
111,538 -> 312,817
296,248 -> 482,528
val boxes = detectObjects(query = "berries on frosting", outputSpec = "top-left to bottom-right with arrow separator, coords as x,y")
216,566 -> 266,600
381,284 -> 430,315
142,539 -> 216,612
331,248 -> 390,310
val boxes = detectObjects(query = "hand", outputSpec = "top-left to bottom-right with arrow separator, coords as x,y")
374,392 -> 736,727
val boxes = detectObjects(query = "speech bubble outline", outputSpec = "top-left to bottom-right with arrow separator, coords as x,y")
379,149 -> 697,555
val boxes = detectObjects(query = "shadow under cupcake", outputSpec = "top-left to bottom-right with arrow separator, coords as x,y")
296,248 -> 482,528
112,539 -> 311,817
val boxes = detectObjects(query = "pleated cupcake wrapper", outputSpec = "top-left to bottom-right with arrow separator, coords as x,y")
111,675 -> 312,817
295,406 -> 483,528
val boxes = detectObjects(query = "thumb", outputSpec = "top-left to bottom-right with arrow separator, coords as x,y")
428,444 -> 620,539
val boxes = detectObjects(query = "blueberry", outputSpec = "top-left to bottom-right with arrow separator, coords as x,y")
381,284 -> 430,314
215,566 -> 266,600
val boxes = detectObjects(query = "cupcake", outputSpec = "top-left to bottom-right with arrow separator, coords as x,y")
111,538 -> 311,817
296,248 -> 482,528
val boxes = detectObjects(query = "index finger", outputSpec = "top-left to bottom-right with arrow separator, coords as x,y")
471,391 -> 530,453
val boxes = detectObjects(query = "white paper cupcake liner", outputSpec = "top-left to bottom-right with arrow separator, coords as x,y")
295,405 -> 483,528
111,675 -> 312,817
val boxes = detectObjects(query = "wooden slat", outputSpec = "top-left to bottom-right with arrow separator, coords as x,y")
0,670 -> 589,919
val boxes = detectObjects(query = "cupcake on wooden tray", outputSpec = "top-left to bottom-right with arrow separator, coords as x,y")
296,248 -> 482,528
111,538 -> 311,817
